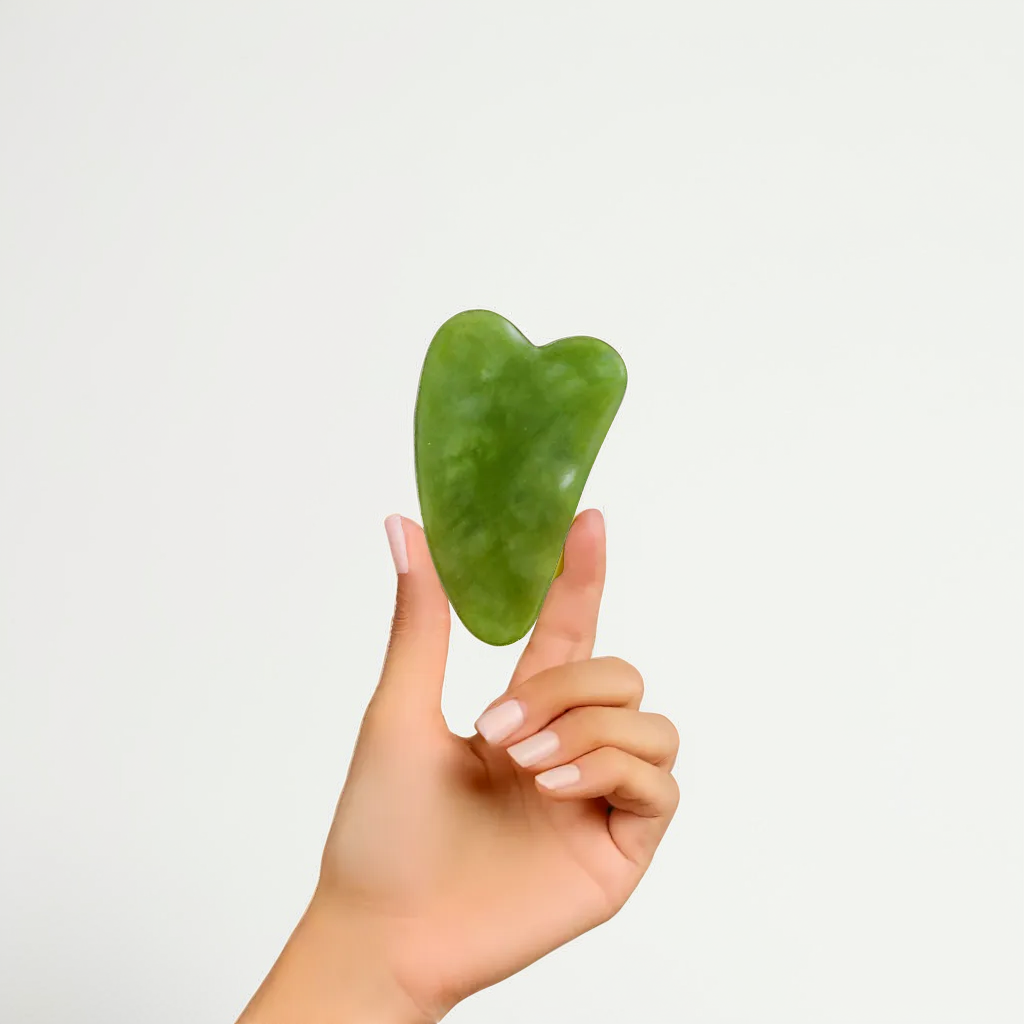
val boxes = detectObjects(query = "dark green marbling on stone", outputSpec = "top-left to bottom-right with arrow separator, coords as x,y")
414,309 -> 627,646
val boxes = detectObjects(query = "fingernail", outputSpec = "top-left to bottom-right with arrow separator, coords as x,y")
384,514 -> 409,574
474,700 -> 524,744
508,729 -> 560,768
536,764 -> 581,790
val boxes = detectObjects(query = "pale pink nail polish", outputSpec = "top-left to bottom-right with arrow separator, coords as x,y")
474,700 -> 525,744
384,514 -> 409,574
508,730 -> 560,768
536,764 -> 581,790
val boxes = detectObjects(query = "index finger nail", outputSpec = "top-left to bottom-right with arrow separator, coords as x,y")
475,699 -> 525,744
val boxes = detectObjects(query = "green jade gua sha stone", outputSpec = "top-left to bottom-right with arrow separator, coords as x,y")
414,309 -> 627,646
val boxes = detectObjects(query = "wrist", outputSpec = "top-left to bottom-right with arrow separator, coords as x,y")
237,893 -> 434,1024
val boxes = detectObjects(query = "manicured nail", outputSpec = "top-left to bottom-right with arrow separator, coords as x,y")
508,729 -> 560,768
474,700 -> 524,744
536,764 -> 581,790
384,514 -> 409,574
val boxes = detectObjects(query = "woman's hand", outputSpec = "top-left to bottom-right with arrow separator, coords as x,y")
238,510 -> 679,1023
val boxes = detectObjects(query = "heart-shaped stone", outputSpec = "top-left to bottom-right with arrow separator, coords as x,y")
414,309 -> 627,645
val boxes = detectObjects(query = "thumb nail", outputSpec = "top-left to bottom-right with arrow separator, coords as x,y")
384,514 -> 409,574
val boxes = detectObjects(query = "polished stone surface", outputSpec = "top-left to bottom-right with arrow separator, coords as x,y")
415,309 -> 626,645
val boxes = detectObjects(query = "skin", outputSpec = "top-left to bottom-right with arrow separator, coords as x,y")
237,509 -> 679,1023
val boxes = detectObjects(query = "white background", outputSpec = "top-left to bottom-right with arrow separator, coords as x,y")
1,2 -> 1021,1022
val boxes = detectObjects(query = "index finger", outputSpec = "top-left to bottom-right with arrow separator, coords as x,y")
508,508 -> 606,689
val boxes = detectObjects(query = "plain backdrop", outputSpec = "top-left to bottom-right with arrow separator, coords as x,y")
1,2 -> 1021,1022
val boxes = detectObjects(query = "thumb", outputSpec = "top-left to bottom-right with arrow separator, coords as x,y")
374,514 -> 451,723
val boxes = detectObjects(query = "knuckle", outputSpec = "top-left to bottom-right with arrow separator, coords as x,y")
665,773 -> 681,813
389,590 -> 413,637
654,713 -> 680,753
559,619 -> 596,647
599,655 -> 629,672
606,657 -> 644,701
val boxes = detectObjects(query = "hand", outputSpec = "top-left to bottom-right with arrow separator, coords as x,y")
238,509 -> 679,1023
